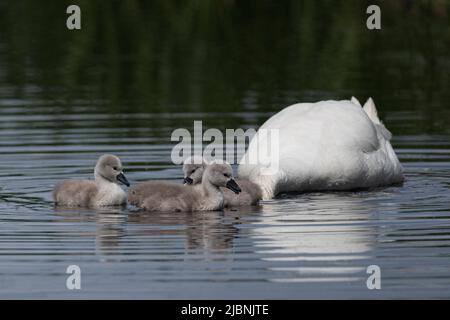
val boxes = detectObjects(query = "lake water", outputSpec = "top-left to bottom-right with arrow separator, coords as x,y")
0,1 -> 450,299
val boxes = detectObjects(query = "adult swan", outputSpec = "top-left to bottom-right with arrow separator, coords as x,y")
238,97 -> 404,200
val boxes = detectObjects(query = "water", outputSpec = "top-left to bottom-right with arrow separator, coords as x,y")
1,1 -> 450,299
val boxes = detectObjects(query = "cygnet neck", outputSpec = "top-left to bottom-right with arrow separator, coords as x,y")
202,174 -> 222,197
94,170 -> 113,186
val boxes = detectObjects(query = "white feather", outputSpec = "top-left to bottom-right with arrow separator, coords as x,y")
238,99 -> 404,199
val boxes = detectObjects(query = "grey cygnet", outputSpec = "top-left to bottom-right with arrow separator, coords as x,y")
128,162 -> 241,212
183,157 -> 262,207
53,154 -> 130,207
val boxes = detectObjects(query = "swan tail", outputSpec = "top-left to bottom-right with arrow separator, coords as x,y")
363,97 -> 381,124
351,96 -> 362,107
363,97 -> 393,141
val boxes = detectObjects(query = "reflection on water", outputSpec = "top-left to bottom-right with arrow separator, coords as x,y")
255,194 -> 376,258
1,1 -> 450,299
252,194 -> 378,283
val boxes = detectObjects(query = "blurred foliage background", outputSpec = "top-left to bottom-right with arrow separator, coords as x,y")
0,0 -> 449,124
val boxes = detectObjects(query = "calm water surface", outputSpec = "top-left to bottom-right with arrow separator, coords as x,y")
1,104 -> 449,299
0,1 -> 450,299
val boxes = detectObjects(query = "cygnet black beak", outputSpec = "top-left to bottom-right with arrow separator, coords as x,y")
184,177 -> 193,185
116,172 -> 130,187
226,179 -> 241,194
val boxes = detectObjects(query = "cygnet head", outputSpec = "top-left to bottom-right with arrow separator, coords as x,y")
94,154 -> 130,187
183,156 -> 207,185
204,162 -> 241,194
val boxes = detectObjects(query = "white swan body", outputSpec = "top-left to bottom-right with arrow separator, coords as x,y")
238,98 -> 404,199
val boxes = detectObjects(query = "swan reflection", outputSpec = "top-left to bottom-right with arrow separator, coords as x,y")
252,192 -> 379,283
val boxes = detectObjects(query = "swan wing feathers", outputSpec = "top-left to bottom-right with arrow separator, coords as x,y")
257,100 -> 380,154
362,97 -> 392,141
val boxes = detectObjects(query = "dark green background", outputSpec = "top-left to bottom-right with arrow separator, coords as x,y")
0,0 -> 449,132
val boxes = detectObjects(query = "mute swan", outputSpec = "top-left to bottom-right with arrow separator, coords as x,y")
53,154 -> 130,207
238,97 -> 404,199
128,163 -> 241,212
182,156 -> 262,207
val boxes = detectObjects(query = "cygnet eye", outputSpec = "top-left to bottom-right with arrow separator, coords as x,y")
191,169 -> 196,174
223,173 -> 229,178
113,166 -> 118,171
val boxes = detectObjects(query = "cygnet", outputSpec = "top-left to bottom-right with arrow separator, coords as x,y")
128,162 -> 241,212
183,157 -> 262,207
53,154 -> 130,207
